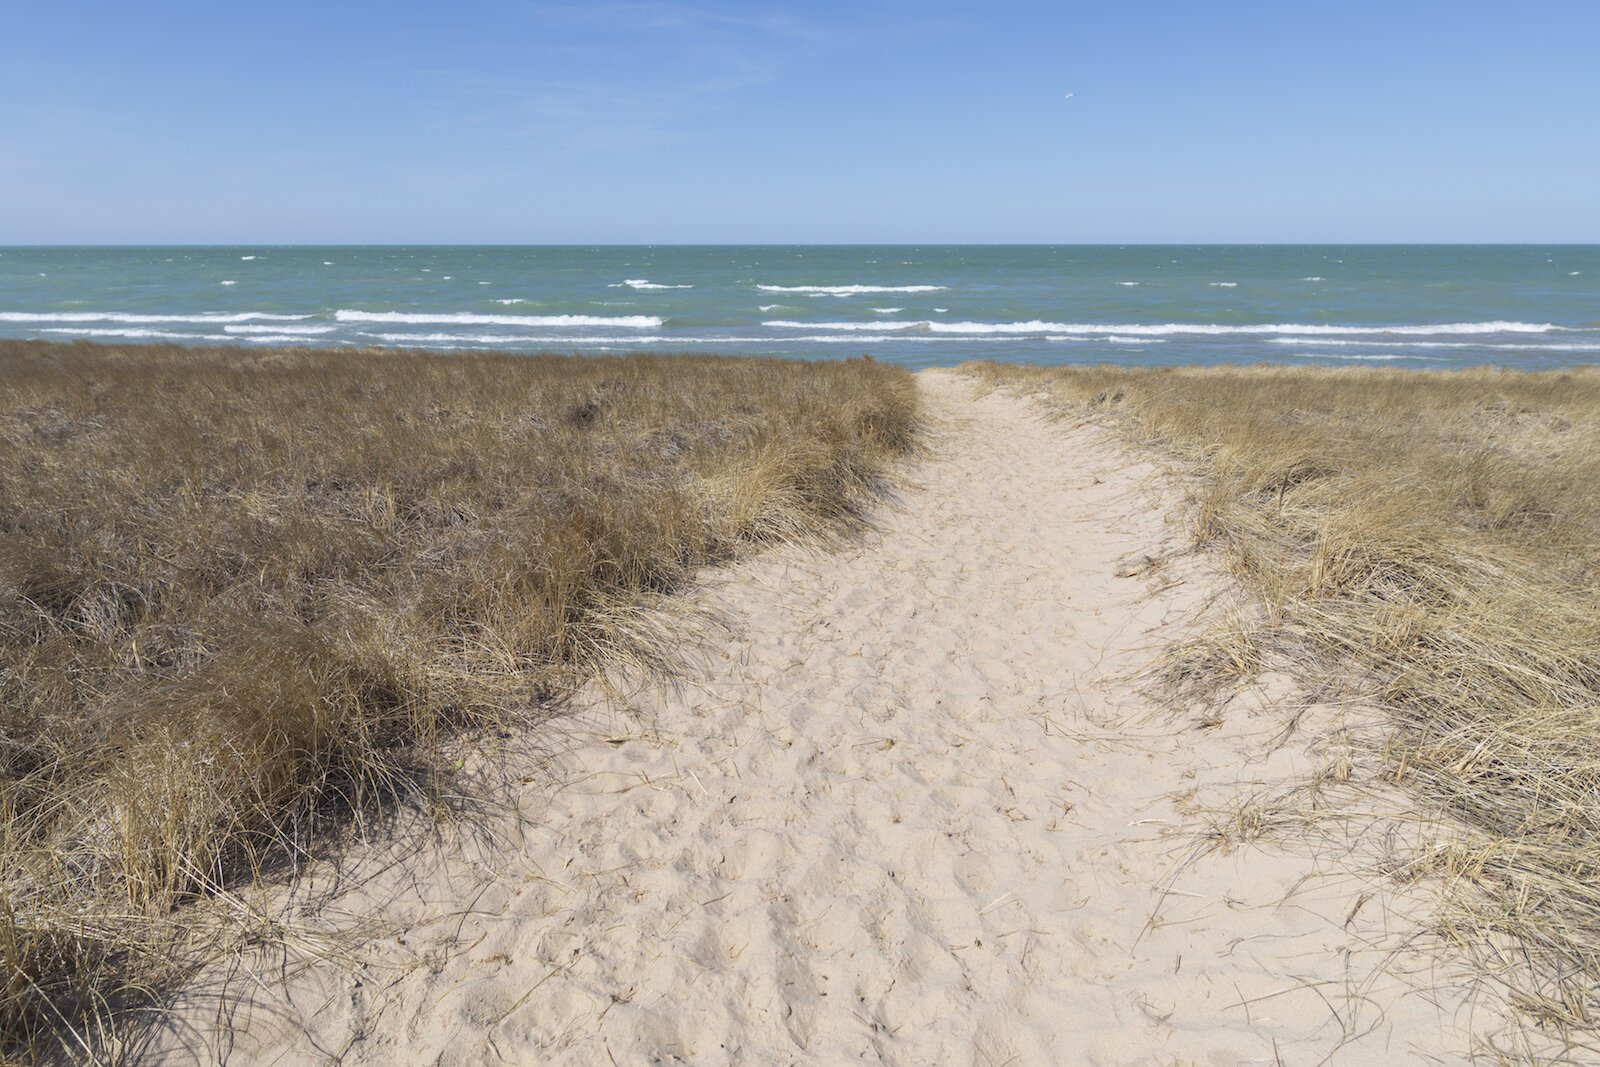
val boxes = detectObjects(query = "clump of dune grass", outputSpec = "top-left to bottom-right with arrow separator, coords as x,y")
963,360 -> 1600,1032
0,340 -> 917,1062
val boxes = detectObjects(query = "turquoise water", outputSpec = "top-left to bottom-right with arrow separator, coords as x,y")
1,245 -> 1597,370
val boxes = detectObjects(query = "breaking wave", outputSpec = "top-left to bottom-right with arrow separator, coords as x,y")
755,284 -> 947,295
334,311 -> 662,328
764,319 -> 1578,338
0,311 -> 313,324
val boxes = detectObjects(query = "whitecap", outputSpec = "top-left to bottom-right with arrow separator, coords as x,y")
763,320 -> 922,333
763,319 -> 1576,338
41,328 -> 236,341
359,332 -> 498,343
335,310 -> 661,328
352,332 -> 993,347
1047,336 -> 1168,345
224,324 -> 338,336
613,279 -> 694,290
1117,282 -> 1140,287
1210,282 -> 1237,287
358,332 -> 691,345
755,284 -> 947,294
220,280 -> 237,286
0,311 -> 314,324
870,307 -> 903,314
240,255 -> 257,261
1302,276 -> 1325,281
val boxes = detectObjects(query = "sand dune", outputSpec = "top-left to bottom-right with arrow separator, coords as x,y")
154,371 -> 1537,1064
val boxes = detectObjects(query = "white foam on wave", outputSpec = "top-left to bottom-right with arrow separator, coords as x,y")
1210,282 -> 1237,287
608,279 -> 694,290
240,255 -> 257,261
764,320 -> 923,333
1302,276 -> 1326,281
1046,335 -> 1168,345
224,324 -> 338,336
755,284 -> 947,295
354,332 -> 1019,347
360,333 -> 499,344
765,320 -> 1081,336
0,311 -> 314,324
335,310 -> 662,328
41,328 -> 236,341
762,335 -> 983,344
1117,282 -> 1140,287
870,307 -> 903,314
220,280 -> 237,286
765,319 -> 1577,338
357,332 -> 695,345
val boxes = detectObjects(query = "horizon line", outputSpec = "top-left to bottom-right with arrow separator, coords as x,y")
3,241 -> 1599,249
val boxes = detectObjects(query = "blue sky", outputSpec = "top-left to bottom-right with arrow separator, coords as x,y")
2,1 -> 1597,243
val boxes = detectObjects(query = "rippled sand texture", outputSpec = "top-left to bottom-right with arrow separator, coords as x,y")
158,371 -> 1536,1065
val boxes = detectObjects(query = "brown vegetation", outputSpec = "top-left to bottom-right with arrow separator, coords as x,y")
0,340 -> 917,1062
962,360 -> 1600,1035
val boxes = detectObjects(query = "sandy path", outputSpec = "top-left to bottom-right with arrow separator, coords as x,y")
159,371 -> 1532,1065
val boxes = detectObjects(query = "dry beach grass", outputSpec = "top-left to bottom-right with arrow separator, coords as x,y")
963,360 -> 1600,1037
8,339 -> 1600,1061
0,340 -> 916,1063
147,369 -> 1555,1065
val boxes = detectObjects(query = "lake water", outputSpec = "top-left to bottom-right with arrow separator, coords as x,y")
2,245 -> 1597,370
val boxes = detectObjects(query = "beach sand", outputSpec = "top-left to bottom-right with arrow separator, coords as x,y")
152,370 -> 1535,1064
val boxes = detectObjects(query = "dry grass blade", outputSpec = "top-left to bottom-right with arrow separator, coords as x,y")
962,359 -> 1600,1035
0,340 -> 918,1062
